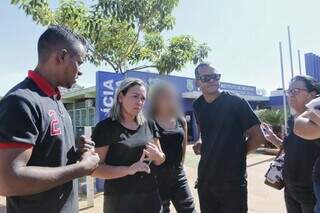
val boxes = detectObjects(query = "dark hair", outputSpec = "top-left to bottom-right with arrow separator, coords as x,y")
194,62 -> 215,79
291,75 -> 320,94
37,25 -> 87,63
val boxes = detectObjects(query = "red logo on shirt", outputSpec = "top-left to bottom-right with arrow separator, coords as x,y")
48,110 -> 62,136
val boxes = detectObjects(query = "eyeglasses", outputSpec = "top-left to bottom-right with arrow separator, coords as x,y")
285,88 -> 309,96
197,74 -> 221,83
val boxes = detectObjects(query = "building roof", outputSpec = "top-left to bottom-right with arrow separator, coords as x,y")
61,71 -> 269,103
62,86 -> 95,103
182,91 -> 269,101
270,89 -> 285,97
61,85 -> 269,103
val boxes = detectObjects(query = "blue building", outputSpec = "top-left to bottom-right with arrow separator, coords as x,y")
268,89 -> 288,109
305,53 -> 320,81
62,70 -> 269,142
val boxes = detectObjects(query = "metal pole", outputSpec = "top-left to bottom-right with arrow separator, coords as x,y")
298,49 -> 302,75
288,26 -> 294,78
84,126 -> 95,208
279,42 -> 288,134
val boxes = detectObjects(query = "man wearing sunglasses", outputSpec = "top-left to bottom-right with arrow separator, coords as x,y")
192,62 -> 265,213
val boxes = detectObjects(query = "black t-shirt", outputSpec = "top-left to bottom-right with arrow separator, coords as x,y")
283,116 -> 320,187
313,155 -> 320,183
155,119 -> 184,168
91,117 -> 160,195
0,71 -> 78,213
193,92 -> 261,184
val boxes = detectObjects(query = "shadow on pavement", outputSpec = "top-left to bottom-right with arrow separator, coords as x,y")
247,157 -> 275,168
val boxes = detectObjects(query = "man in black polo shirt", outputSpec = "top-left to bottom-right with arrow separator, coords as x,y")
192,63 -> 265,213
0,25 -> 100,213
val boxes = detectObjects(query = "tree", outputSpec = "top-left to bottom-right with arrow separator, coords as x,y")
11,0 -> 210,74
255,109 -> 284,127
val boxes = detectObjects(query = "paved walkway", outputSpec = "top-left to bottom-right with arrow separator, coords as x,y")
0,147 -> 286,213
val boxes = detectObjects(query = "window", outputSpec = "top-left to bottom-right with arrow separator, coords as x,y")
81,109 -> 87,126
68,110 -> 75,125
89,108 -> 95,126
75,110 -> 81,127
75,100 -> 85,109
69,107 -> 96,127
64,103 -> 74,110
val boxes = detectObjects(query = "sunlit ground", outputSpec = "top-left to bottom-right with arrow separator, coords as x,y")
0,146 -> 285,213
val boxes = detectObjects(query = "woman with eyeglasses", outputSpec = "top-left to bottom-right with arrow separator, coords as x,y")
91,78 -> 166,213
263,75 -> 320,213
148,81 -> 196,213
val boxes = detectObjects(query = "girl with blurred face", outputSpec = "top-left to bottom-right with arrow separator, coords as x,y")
149,81 -> 196,213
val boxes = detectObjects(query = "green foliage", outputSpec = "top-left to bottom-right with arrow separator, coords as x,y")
10,0 -> 210,73
96,0 -> 178,32
255,109 -> 284,126
156,36 -> 196,74
11,0 -> 54,25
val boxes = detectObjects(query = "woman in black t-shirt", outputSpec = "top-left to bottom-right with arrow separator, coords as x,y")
148,81 -> 196,213
91,78 -> 166,213
263,75 -> 320,213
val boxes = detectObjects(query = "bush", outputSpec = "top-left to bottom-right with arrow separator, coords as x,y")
255,109 -> 285,148
255,109 -> 284,126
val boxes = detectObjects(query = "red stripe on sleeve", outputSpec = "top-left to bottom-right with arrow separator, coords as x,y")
0,142 -> 34,149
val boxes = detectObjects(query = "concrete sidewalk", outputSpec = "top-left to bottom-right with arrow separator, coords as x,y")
78,151 -> 285,213
247,153 -> 286,213
0,148 -> 286,213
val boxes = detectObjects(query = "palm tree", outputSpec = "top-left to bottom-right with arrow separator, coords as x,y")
255,109 -> 285,148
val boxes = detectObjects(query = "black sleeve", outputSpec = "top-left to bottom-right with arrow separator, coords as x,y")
235,98 -> 261,132
192,100 -> 200,124
194,110 -> 200,125
0,95 -> 39,145
148,120 -> 160,138
92,119 -> 113,148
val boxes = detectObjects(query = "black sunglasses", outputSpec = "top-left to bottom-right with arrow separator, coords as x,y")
197,74 -> 221,83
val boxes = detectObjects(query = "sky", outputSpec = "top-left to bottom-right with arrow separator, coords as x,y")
1,0 -> 320,96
